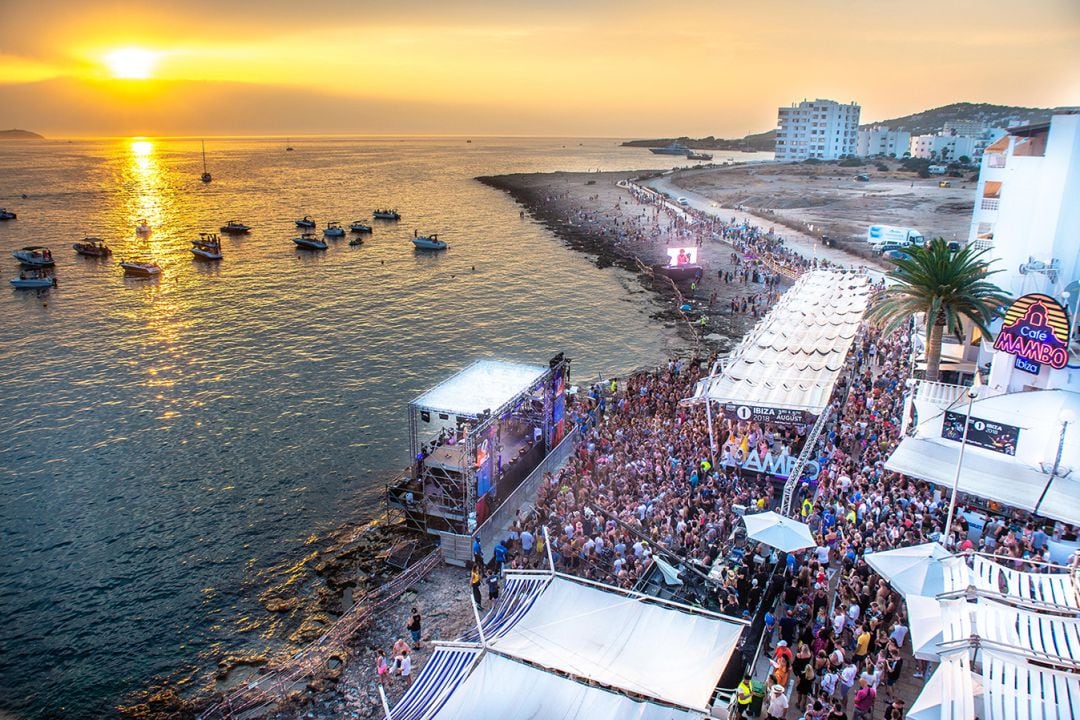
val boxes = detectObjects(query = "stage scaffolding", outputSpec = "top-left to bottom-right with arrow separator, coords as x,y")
387,355 -> 571,547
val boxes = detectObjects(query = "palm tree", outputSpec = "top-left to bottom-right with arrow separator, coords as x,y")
867,239 -> 1011,382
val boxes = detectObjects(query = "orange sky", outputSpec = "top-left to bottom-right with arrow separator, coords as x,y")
1,0 -> 1078,137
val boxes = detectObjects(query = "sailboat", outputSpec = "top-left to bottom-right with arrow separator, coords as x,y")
200,141 -> 212,183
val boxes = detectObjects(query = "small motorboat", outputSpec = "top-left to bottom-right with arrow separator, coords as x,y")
412,233 -> 448,251
12,246 -> 56,267
191,233 -> 223,260
295,215 -> 316,229
373,209 -> 401,220
293,232 -> 327,251
348,237 -> 363,246
323,222 -> 345,238
10,269 -> 56,289
73,238 -> 112,257
136,219 -> 152,234
0,208 -> 16,220
686,150 -> 713,161
220,221 -> 252,234
349,222 -> 372,233
120,260 -> 162,277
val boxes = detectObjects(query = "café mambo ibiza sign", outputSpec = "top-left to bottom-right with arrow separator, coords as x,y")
992,293 -> 1071,375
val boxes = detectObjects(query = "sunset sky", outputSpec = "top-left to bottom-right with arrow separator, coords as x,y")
2,0 -> 1078,137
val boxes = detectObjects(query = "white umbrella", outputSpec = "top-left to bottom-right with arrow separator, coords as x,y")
742,511 -> 817,553
908,652 -> 984,720
905,594 -> 947,661
865,542 -> 952,597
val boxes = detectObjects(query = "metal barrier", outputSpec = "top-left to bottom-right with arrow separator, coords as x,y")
198,550 -> 441,720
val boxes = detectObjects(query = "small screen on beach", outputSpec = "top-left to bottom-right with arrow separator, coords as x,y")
666,247 -> 698,267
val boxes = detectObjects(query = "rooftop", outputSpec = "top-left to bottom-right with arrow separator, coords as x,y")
411,359 -> 548,417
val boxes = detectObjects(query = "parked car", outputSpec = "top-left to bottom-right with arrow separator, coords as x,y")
855,173 -> 870,182
885,248 -> 912,261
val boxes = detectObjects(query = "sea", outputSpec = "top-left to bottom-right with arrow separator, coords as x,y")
0,137 -> 772,718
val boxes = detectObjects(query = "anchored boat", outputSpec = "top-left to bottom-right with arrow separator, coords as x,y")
295,215 -> 316,229
12,246 -> 55,267
120,260 -> 162,278
293,232 -> 327,250
220,221 -> 252,234
373,209 -> 401,220
191,233 -> 223,261
323,222 -> 345,238
412,233 -> 448,251
73,238 -> 112,257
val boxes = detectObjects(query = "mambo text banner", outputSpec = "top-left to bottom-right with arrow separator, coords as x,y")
941,410 -> 1020,456
722,403 -> 815,425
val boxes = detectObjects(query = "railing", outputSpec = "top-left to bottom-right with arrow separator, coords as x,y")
981,198 -> 1000,211
198,550 -> 441,720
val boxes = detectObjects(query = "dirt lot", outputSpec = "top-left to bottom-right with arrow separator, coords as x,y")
670,160 -> 976,255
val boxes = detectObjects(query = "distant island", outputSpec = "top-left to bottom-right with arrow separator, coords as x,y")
622,102 -> 1065,152
0,129 -> 45,140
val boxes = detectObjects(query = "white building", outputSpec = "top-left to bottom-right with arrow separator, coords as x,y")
968,112 -> 1080,395
856,126 -> 911,157
774,99 -> 860,161
909,132 -> 978,161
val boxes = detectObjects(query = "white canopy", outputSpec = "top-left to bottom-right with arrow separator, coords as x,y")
412,360 -> 547,416
909,652 -> 983,720
688,270 -> 869,415
422,652 -> 702,720
865,542 -> 952,597
886,437 -> 1080,526
981,648 -> 1080,720
942,553 -> 1080,611
905,594 -> 954,661
742,511 -> 817,553
971,596 -> 1080,664
482,573 -> 743,711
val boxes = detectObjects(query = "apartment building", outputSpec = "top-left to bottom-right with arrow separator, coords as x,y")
856,126 -> 911,157
774,99 -> 860,161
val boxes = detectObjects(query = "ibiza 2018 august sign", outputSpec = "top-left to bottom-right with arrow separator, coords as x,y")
722,403 -> 814,425
992,293 -> 1071,375
941,410 -> 1020,456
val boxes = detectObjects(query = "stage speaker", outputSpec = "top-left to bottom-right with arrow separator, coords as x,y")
420,411 -> 431,423
549,352 -> 565,369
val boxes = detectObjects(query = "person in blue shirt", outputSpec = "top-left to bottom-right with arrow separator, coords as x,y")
472,536 -> 482,558
493,540 -> 508,572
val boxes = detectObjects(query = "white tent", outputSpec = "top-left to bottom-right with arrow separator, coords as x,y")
742,511 -> 817,553
942,553 -> 1080,611
482,573 -> 744,711
908,652 -> 984,720
866,542 -> 952,597
981,648 -> 1080,719
687,270 -> 870,415
421,652 -> 703,720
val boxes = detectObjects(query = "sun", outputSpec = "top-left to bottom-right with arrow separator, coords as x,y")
104,48 -> 159,80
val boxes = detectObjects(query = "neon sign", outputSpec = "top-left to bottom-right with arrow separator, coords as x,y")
992,293 -> 1071,372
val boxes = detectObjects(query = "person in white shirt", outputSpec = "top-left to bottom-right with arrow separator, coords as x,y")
832,609 -> 847,636
766,685 -> 789,719
520,529 -> 534,554
839,662 -> 858,703
889,620 -> 908,649
398,651 -> 412,686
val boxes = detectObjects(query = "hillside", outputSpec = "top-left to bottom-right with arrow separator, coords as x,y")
862,102 -> 1059,134
622,102 -> 1069,152
0,128 -> 45,140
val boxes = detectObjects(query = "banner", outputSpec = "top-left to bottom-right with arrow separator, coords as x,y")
941,410 -> 1020,456
722,403 -> 814,426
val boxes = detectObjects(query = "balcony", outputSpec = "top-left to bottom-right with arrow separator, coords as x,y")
981,198 -> 1000,211
987,153 -> 1006,169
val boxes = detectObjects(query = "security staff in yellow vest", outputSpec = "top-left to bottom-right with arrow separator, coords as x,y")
733,674 -> 753,719
801,497 -> 813,518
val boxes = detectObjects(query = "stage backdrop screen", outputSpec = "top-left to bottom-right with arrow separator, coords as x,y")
666,247 -> 698,267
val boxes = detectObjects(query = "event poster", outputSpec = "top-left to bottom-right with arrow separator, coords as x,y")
941,410 -> 1020,456
552,367 -> 566,445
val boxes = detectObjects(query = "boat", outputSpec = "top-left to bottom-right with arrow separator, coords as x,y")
373,209 -> 401,220
10,271 -> 56,289
119,260 -> 162,277
412,233 -> 448,251
293,232 -> 327,250
686,150 -> 713,161
295,215 -> 316,229
349,237 -> 363,246
286,139 -> 294,152
649,143 -> 690,155
73,238 -> 112,257
220,221 -> 252,234
191,233 -> 223,260
323,222 -> 345,238
0,208 -> 16,220
136,219 -> 152,234
12,246 -> 55,267
349,222 -> 373,233
200,140 -> 212,183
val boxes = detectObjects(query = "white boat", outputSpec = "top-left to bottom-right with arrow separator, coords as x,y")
293,233 -> 327,250
373,209 -> 401,220
136,219 -> 152,234
73,238 -> 112,257
12,246 -> 55,267
412,233 -> 448,251
0,208 -> 16,220
295,215 -> 316,228
120,260 -> 162,277
10,269 -> 56,288
191,233 -> 223,260
200,140 -> 212,183
220,221 -> 252,234
323,222 -> 345,238
349,222 -> 372,233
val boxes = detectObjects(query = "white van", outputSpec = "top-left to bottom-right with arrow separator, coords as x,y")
867,225 -> 924,249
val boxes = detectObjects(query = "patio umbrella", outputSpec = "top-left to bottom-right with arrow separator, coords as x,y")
865,542 -> 952,597
908,652 -> 984,720
905,594 -> 948,661
742,511 -> 817,553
